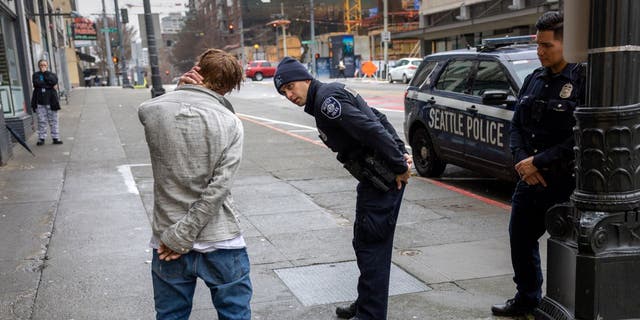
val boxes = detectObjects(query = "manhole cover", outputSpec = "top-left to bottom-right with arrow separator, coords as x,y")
274,261 -> 430,306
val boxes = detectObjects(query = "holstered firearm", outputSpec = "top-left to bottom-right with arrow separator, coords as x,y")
343,154 -> 396,192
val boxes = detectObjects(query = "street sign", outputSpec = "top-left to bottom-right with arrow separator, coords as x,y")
381,31 -> 391,42
100,27 -> 118,33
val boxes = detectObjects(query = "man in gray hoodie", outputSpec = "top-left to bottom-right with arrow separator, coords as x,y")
138,49 -> 250,320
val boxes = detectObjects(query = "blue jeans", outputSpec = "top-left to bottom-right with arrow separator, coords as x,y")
151,248 -> 252,320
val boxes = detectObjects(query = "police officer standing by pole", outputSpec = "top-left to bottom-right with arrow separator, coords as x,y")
491,11 -> 586,317
274,57 -> 412,320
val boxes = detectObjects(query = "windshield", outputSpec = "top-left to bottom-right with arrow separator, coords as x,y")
509,59 -> 541,83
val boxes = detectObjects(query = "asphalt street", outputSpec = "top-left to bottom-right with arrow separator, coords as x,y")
0,80 -> 539,319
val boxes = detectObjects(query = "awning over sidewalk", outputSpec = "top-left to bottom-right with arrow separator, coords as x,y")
76,51 -> 96,63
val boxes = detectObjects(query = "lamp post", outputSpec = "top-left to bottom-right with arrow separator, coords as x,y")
281,1 -> 287,56
102,0 -> 116,86
382,0 -> 388,79
253,44 -> 259,60
310,0 -> 316,75
143,0 -> 165,97
238,0 -> 246,69
114,0 -> 131,87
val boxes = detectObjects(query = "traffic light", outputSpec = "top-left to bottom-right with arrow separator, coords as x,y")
112,56 -> 118,64
315,53 -> 320,59
120,8 -> 129,24
165,70 -> 170,75
228,24 -> 234,33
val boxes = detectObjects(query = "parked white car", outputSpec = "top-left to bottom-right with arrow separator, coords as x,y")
388,58 -> 422,84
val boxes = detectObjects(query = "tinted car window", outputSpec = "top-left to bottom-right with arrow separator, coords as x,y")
471,61 -> 513,96
411,60 -> 421,66
263,62 -> 271,67
409,61 -> 438,88
435,60 -> 473,93
250,62 -> 259,67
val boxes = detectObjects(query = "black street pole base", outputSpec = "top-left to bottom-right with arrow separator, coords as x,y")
535,297 -> 573,320
151,87 -> 165,98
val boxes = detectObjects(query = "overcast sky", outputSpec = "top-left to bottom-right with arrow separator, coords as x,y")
76,0 -> 188,41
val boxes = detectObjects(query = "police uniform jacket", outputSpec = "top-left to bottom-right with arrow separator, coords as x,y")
304,79 -> 408,175
31,71 -> 60,111
509,63 -> 585,181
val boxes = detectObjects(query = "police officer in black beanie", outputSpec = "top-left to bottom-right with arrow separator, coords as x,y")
274,57 -> 412,320
491,11 -> 586,317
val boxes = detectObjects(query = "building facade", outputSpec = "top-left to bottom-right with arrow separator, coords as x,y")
395,0 -> 561,56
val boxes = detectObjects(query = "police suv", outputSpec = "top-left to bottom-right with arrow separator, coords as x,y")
404,36 -> 541,181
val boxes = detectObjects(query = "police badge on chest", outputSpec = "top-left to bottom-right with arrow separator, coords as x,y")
559,83 -> 573,99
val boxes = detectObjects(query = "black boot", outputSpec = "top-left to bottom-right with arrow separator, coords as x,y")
491,298 -> 534,317
336,302 -> 356,319
52,138 -> 63,145
36,139 -> 45,146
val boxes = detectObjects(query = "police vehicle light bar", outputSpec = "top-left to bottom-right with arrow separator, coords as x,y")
477,35 -> 536,51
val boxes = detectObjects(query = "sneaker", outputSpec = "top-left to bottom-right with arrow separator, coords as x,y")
36,139 -> 45,146
52,139 -> 63,145
491,298 -> 534,317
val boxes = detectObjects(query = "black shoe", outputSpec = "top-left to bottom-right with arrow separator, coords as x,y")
491,298 -> 533,317
52,139 -> 63,145
36,139 -> 45,146
336,302 -> 356,319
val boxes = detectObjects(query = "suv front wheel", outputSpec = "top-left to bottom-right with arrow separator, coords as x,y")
253,72 -> 264,81
411,127 -> 446,177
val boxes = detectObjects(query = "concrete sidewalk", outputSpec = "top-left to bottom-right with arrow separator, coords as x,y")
0,87 -> 537,319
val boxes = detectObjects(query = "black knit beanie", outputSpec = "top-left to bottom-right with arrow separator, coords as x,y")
274,57 -> 313,94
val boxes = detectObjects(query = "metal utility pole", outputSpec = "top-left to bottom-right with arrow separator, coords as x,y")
281,1 -> 287,56
143,0 -> 165,97
239,0 -> 246,68
310,0 -> 316,75
102,0 -> 116,86
114,0 -> 131,87
382,0 -> 388,79
537,1 -> 640,319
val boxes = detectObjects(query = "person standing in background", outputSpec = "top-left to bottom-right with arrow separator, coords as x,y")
31,59 -> 62,145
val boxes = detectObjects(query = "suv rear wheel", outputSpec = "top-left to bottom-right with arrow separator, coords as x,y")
254,72 -> 264,81
388,73 -> 394,83
411,127 -> 446,177
402,74 -> 409,84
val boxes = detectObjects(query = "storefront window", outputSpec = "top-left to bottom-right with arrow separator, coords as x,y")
0,14 -> 25,117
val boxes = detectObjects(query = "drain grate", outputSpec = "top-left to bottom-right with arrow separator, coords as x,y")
274,261 -> 430,306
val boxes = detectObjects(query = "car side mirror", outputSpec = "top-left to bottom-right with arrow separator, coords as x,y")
482,90 -> 515,107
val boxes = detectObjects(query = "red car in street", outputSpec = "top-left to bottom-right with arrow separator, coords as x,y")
246,60 -> 276,81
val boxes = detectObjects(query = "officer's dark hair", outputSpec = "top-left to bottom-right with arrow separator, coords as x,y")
535,11 -> 563,40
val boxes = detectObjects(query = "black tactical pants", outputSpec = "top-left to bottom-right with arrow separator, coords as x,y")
509,178 -> 573,307
352,181 -> 405,320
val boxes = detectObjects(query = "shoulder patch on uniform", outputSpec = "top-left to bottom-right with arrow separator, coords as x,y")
344,86 -> 359,98
321,96 -> 342,119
